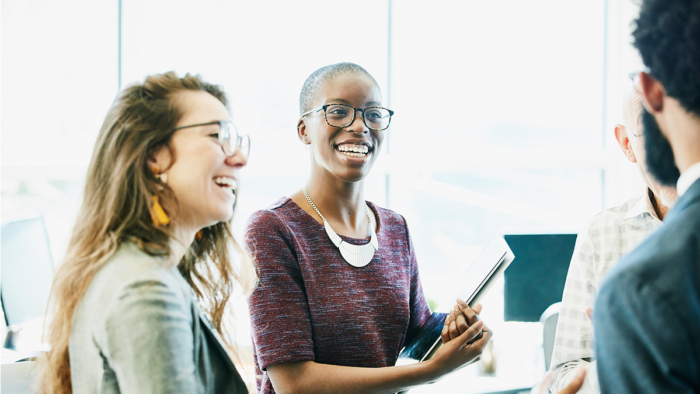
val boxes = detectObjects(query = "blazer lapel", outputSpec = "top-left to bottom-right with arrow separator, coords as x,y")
196,306 -> 237,372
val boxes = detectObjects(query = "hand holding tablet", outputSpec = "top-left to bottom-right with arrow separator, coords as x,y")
441,300 -> 483,344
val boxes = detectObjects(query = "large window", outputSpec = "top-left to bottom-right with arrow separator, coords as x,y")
2,0 -> 646,389
388,0 -> 606,308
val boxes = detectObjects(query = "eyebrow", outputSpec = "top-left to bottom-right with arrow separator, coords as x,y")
326,98 -> 383,107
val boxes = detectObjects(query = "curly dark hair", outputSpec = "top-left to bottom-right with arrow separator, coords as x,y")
633,0 -> 700,116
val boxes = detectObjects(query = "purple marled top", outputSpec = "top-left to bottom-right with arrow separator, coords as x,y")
245,197 -> 431,394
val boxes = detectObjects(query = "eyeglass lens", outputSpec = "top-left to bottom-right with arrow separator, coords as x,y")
219,121 -> 250,157
324,104 -> 391,130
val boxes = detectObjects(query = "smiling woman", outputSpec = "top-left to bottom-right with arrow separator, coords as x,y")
37,72 -> 256,394
244,63 -> 491,394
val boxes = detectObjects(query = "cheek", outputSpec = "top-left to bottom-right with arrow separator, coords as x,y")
632,140 -> 646,160
372,132 -> 386,152
171,145 -> 219,188
310,129 -> 337,157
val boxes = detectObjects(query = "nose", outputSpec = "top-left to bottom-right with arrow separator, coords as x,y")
225,148 -> 248,168
346,109 -> 369,135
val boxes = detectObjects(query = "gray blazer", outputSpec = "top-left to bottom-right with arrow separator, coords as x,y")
69,243 -> 247,394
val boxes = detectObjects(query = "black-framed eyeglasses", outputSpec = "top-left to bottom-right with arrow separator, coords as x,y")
301,104 -> 394,131
173,120 -> 250,158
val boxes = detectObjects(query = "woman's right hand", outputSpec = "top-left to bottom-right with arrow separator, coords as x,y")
428,303 -> 492,376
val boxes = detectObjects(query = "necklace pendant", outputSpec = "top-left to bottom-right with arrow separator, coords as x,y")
302,187 -> 379,268
323,219 -> 377,267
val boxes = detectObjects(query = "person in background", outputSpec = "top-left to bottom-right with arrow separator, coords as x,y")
37,72 -> 256,393
549,85 -> 677,393
245,62 -> 491,394
594,0 -> 700,392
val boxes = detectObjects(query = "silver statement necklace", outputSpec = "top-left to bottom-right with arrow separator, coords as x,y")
302,188 -> 378,267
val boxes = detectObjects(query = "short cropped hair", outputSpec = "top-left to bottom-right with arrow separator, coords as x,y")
299,62 -> 379,116
633,0 -> 700,116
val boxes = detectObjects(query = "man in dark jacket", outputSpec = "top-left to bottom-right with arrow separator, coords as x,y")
593,0 -> 700,393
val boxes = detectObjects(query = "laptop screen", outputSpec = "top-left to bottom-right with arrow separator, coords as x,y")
1,218 -> 54,327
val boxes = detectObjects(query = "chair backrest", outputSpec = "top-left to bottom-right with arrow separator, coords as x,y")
540,302 -> 561,371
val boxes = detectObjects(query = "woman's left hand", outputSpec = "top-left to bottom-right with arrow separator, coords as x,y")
441,300 -> 483,343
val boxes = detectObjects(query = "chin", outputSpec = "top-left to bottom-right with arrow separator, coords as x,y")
339,170 -> 370,183
336,162 -> 375,181
202,209 -> 234,228
216,209 -> 235,223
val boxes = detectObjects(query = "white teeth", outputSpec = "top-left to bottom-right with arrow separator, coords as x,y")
214,176 -> 237,190
337,144 -> 370,156
339,152 -> 368,157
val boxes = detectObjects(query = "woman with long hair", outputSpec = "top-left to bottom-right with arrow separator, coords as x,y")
37,72 -> 257,393
244,62 -> 491,394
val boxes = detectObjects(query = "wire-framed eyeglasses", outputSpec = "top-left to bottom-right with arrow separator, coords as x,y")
173,120 -> 250,158
302,104 -> 395,131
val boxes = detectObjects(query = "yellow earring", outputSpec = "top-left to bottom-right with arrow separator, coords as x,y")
151,195 -> 170,226
195,230 -> 203,241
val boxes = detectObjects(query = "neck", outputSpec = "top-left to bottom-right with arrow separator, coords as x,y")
304,174 -> 367,230
661,99 -> 700,172
649,188 -> 670,221
168,225 -> 195,266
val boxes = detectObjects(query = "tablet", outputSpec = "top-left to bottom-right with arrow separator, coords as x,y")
398,235 -> 515,362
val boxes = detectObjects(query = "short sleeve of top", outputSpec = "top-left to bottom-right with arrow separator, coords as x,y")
245,197 -> 431,394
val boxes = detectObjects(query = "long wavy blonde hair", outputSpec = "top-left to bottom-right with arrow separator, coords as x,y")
37,72 -> 258,393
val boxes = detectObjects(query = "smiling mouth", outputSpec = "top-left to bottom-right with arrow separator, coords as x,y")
214,176 -> 237,192
336,144 -> 371,158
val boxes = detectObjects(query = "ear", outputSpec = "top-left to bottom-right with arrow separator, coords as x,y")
297,118 -> 310,145
147,144 -> 172,175
639,72 -> 665,113
614,123 -> 637,163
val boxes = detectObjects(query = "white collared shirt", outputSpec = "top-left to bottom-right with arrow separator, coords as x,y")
550,190 -> 663,393
677,161 -> 700,197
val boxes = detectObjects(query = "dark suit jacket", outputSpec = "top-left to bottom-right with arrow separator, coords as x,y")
594,179 -> 700,393
70,243 -> 248,394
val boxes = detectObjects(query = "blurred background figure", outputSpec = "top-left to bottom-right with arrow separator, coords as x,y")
550,85 -> 677,393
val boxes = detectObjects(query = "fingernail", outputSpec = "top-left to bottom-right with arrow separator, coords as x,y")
457,298 -> 466,305
473,320 -> 484,329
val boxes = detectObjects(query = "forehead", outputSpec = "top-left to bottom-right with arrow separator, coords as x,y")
316,73 -> 382,106
174,90 -> 230,127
